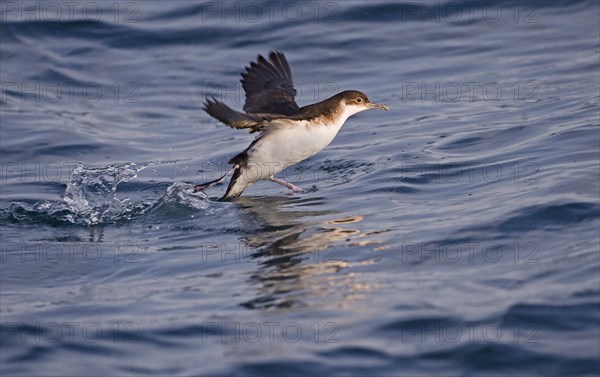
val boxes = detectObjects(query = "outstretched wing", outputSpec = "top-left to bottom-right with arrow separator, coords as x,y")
241,51 -> 299,115
203,98 -> 280,133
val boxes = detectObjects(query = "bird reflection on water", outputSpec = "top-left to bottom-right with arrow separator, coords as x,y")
231,195 -> 383,310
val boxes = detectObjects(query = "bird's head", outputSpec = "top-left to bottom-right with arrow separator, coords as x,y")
338,90 -> 389,116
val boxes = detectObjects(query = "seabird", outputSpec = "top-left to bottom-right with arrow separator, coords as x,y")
195,51 -> 389,200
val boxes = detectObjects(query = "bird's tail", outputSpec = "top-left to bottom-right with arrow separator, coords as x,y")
219,167 -> 251,201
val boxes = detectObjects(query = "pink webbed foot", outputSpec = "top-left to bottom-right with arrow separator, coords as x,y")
194,164 -> 239,192
269,176 -> 303,193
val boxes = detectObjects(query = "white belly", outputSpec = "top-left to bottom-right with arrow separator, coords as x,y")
244,119 -> 344,181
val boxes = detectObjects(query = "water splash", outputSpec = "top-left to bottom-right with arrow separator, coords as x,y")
4,162 -> 210,226
63,163 -> 143,224
161,182 -> 210,211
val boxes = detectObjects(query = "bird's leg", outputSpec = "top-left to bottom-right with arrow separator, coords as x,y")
269,176 -> 303,193
194,164 -> 239,192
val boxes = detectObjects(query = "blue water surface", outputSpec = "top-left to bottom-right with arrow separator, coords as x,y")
1,1 -> 599,376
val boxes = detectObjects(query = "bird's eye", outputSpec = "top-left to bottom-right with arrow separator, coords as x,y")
356,98 -> 362,103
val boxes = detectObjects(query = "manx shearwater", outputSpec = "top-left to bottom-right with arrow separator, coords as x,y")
195,51 -> 389,200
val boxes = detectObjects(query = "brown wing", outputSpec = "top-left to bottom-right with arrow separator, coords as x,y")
203,98 -> 282,133
241,51 -> 299,115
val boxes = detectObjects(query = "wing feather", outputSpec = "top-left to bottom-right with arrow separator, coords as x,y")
203,98 -> 282,133
241,51 -> 299,115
